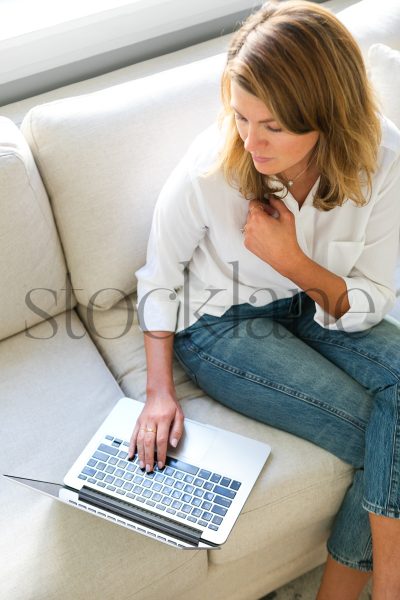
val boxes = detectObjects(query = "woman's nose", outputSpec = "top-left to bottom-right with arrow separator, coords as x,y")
244,126 -> 266,153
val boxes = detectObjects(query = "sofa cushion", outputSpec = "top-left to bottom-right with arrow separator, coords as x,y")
0,310 -> 207,600
337,0 -> 400,59
20,54 -> 226,311
368,44 -> 400,128
0,116 -> 73,341
77,297 -> 354,566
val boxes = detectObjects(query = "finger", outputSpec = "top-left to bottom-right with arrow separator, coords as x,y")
155,422 -> 171,469
143,428 -> 157,472
169,411 -> 185,449
128,421 -> 140,459
136,428 -> 146,469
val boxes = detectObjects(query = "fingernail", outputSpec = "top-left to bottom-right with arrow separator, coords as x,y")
158,461 -> 163,469
171,438 -> 178,448
146,464 -> 151,472
139,461 -> 145,469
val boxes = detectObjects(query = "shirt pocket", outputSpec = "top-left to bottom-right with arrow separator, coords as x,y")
328,241 -> 364,277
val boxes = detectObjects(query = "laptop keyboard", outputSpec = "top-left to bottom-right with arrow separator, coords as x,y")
77,435 -> 242,532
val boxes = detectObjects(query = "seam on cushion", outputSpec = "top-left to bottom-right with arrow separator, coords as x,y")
241,471 -> 354,515
131,548 -> 205,599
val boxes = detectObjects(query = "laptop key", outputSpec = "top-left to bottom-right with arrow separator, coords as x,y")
230,480 -> 242,491
172,500 -> 182,510
193,478 -> 203,487
203,481 -> 213,491
118,451 -> 128,459
220,477 -> 231,487
98,443 -> 119,456
146,500 -> 156,507
105,475 -> 115,484
182,505 -> 192,514
191,498 -> 202,507
88,478 -> 96,484
214,495 -> 232,508
152,483 -> 162,492
108,457 -> 118,465
194,489 -> 204,498
198,469 -> 211,479
87,459 -> 97,467
204,492 -> 214,502
182,494 -> 192,503
213,485 -> 236,499
95,472 -> 106,481
164,467 -> 175,476
210,473 -> 221,483
162,497 -> 172,506
192,508 -> 202,517
183,475 -> 194,484
166,508 -> 176,515
97,482 -> 106,488
165,477 -> 174,486
187,516 -> 197,523
201,501 -> 212,511
198,520 -> 208,527
78,474 -> 87,480
165,457 -> 198,475
202,512 -> 212,521
209,525 -> 219,531
156,503 -> 166,511
174,471 -> 184,480
212,515 -> 223,525
116,489 -> 126,495
107,485 -> 116,491
82,467 -> 96,477
123,482 -> 133,491
93,451 -> 109,461
153,493 -> 162,502
174,481 -> 184,490
171,490 -> 182,499
142,489 -> 152,498
212,505 -> 227,517
184,485 -> 194,494
115,469 -> 124,477
177,512 -> 187,519
105,465 -> 115,474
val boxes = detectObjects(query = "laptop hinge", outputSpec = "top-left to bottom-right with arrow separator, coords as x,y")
78,486 -> 204,546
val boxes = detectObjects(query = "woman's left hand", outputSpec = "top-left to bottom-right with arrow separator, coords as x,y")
243,196 -> 304,276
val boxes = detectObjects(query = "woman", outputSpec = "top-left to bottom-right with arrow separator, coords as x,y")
128,1 -> 400,597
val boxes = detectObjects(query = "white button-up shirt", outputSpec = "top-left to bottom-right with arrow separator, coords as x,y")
136,115 -> 400,333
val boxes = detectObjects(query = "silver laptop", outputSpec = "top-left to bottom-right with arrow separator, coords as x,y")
4,397 -> 270,550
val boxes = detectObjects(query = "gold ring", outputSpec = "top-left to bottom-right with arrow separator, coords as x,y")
141,427 -> 156,433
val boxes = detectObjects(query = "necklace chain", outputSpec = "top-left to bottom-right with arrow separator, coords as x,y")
286,162 -> 310,187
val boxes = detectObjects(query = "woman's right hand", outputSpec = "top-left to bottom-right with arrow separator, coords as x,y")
128,390 -> 184,472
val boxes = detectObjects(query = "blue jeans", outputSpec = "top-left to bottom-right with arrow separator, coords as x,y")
173,293 -> 400,571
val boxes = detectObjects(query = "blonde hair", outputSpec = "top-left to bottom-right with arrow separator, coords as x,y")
216,0 -> 382,210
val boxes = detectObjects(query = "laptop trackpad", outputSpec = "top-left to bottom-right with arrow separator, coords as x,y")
172,419 -> 217,464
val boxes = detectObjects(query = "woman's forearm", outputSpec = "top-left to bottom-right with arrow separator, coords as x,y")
144,331 -> 176,395
284,252 -> 350,319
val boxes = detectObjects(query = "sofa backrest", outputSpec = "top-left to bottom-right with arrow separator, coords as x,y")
21,54 -> 225,311
19,0 -> 400,313
0,117 -> 74,341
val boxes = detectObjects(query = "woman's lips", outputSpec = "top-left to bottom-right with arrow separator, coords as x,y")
252,156 -> 275,163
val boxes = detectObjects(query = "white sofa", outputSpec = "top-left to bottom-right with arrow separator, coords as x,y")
1,1 -> 400,599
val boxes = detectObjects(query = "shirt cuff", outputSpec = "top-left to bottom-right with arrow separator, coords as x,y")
313,276 -> 394,332
136,290 -> 179,332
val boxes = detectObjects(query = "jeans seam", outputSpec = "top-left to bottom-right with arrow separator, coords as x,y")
300,336 -> 400,383
187,344 -> 367,433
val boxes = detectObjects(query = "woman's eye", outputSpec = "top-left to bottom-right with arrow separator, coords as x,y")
266,126 -> 282,133
234,114 -> 246,122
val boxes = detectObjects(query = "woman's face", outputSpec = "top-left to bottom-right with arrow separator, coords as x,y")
230,80 -> 320,181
